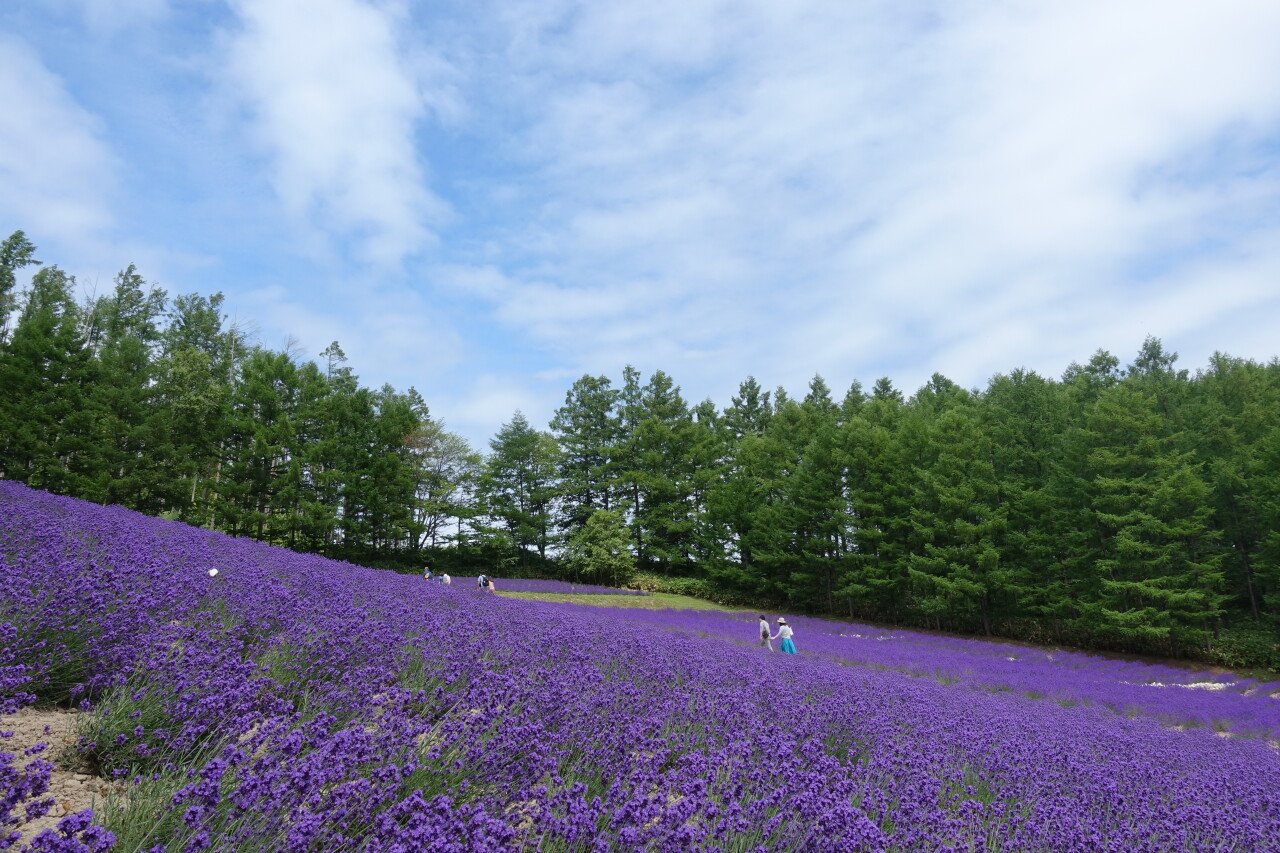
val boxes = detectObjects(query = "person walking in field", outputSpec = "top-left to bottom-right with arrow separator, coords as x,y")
441,572 -> 451,586
477,574 -> 488,590
758,615 -> 774,651
487,578 -> 497,594
423,565 -> 433,581
772,618 -> 796,654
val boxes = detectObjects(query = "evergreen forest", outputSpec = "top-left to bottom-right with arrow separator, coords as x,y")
3,231 -> 1279,666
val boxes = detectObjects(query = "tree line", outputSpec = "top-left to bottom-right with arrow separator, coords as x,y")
3,230 -> 1279,663
0,231 -> 476,565
489,353 -> 1280,663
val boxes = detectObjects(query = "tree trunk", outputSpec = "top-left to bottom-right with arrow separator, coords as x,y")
1240,547 -> 1260,619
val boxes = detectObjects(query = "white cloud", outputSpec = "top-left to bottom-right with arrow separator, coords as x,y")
222,0 -> 450,266
434,375 -> 559,449
0,34 -> 116,246
448,0 -> 1280,406
236,279 -> 465,394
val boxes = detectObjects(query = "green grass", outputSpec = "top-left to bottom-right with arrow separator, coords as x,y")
496,590 -> 738,611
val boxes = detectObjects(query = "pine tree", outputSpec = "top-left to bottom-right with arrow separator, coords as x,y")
980,369 -> 1072,637
1183,354 -> 1276,620
631,370 -> 699,574
907,402 -> 1008,634
841,379 -> 917,622
1085,383 -> 1225,653
86,265 -> 169,510
478,412 -> 560,570
723,375 -> 771,439
780,376 -> 851,612
550,375 -> 620,533
153,292 -> 233,524
702,378 -> 777,598
217,348 -> 300,538
0,266 -> 93,492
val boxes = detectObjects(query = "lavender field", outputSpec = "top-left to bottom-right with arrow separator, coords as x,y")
3,482 -> 1279,851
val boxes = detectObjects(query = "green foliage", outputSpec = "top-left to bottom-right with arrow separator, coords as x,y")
563,509 -> 635,587
627,574 -> 761,608
0,231 -> 468,568
475,412 -> 560,569
0,229 -> 40,345
76,669 -> 226,778
7,228 -> 1280,663
628,573 -> 717,599
550,375 -> 621,533
1209,621 -> 1280,673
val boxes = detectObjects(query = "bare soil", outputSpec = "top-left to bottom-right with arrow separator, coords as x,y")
1,706 -> 122,846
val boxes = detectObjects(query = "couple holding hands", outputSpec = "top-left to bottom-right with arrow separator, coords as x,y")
758,615 -> 796,654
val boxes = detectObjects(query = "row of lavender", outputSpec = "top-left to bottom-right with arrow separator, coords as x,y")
606,608 -> 1280,741
3,481 -> 1279,851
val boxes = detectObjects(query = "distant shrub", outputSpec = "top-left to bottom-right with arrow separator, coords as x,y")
1210,622 -> 1280,673
562,510 -> 635,588
625,574 -> 758,607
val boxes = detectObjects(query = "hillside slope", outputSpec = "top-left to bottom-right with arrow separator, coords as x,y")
3,481 -> 1278,851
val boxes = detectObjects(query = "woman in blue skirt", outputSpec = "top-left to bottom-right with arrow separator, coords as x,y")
772,618 -> 797,654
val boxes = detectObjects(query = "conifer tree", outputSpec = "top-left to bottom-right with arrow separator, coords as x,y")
0,266 -> 92,492
478,412 -> 560,569
86,265 -> 169,510
630,370 -> 698,574
550,374 -> 620,533
841,379 -> 917,621
1084,383 -> 1225,653
907,402 -> 1008,634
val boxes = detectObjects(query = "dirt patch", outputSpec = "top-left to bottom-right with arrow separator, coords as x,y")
1,706 -> 122,846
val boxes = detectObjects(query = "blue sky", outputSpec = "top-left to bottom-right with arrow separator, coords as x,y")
3,1 -> 1280,448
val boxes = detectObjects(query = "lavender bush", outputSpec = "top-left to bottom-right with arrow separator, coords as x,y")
604,608 -> 1280,739
3,481 -> 1279,851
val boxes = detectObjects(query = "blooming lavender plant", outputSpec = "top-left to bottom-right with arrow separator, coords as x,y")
3,481 -> 1279,851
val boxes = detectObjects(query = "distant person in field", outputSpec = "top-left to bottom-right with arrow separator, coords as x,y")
772,618 -> 796,654
441,573 -> 451,586
477,574 -> 488,590
423,566 -> 433,581
487,578 -> 497,594
759,615 -> 773,651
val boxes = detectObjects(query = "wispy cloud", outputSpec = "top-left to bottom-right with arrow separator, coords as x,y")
7,0 -> 1280,445
236,278 -> 465,389
222,0 -> 451,266
0,33 -> 116,246
448,0 -> 1280,408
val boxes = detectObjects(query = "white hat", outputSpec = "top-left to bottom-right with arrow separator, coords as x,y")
776,617 -> 787,624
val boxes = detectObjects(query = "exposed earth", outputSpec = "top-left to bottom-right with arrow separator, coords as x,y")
2,707 -> 122,846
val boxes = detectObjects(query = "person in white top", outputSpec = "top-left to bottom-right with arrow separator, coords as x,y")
771,618 -> 796,654
441,573 -> 451,586
758,615 -> 773,651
